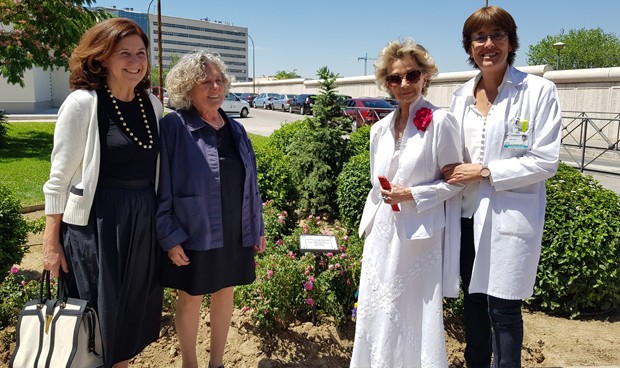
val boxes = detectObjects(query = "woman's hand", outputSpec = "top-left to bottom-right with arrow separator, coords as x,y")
443,163 -> 484,184
42,214 -> 68,278
168,245 -> 190,266
254,236 -> 266,253
379,182 -> 413,205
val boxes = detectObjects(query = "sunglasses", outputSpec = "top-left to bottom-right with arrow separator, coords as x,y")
386,70 -> 422,87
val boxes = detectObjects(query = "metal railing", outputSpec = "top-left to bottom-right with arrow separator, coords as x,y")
344,107 -> 395,131
561,111 -> 620,175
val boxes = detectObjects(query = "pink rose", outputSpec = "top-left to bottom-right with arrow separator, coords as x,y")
413,107 -> 433,131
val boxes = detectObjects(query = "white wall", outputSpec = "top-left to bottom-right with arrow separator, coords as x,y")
3,64 -> 620,116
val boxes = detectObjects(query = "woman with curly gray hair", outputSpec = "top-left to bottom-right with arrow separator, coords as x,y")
351,38 -> 463,367
156,50 -> 266,368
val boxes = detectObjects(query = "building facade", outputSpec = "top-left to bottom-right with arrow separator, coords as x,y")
103,6 -> 251,82
0,6 -> 252,114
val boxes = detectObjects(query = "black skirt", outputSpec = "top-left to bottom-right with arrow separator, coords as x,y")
62,182 -> 163,367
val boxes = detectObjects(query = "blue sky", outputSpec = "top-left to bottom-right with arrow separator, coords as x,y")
93,0 -> 620,78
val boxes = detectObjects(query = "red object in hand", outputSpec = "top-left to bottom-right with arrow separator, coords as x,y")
378,176 -> 400,212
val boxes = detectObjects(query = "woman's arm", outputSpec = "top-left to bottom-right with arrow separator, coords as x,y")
42,214 -> 68,277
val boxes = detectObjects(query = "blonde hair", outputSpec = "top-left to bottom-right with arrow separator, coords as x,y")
374,37 -> 438,97
165,50 -> 231,110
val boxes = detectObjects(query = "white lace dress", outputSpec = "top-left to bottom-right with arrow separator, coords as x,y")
350,156 -> 448,368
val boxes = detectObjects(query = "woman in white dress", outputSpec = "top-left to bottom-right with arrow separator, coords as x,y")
350,38 -> 463,368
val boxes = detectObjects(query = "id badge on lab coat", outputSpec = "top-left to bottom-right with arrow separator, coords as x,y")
504,118 -> 530,149
504,133 -> 530,149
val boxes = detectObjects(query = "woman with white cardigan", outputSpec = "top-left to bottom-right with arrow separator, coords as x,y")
42,18 -> 164,368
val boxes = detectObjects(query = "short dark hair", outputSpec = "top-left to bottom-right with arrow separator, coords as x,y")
69,18 -> 151,91
461,6 -> 519,69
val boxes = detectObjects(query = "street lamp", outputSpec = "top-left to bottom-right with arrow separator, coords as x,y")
146,0 -> 155,79
553,41 -> 565,70
247,33 -> 255,94
357,53 -> 375,76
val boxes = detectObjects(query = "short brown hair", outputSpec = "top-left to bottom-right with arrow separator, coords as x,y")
69,18 -> 151,90
462,6 -> 519,69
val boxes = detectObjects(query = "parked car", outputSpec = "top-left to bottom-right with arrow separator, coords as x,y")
342,97 -> 396,130
238,92 -> 258,106
289,94 -> 316,115
222,93 -> 250,118
382,97 -> 399,108
272,94 -> 297,111
336,94 -> 352,105
253,92 -> 280,109
151,86 -> 170,108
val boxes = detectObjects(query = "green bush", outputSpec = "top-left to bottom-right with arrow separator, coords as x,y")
269,119 -> 309,155
348,124 -> 371,157
0,185 -> 28,278
0,267 -> 47,329
235,215 -> 362,328
337,151 -> 371,231
252,137 -> 298,214
528,163 -> 620,316
262,200 -> 295,245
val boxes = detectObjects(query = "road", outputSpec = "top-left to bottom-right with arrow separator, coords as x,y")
234,107 -> 301,137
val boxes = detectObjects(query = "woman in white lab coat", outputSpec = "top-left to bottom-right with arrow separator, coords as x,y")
350,38 -> 462,368
442,6 -> 562,367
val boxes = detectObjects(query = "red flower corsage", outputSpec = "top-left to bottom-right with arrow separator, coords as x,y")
413,107 -> 433,131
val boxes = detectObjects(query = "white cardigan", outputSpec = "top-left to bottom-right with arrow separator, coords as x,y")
444,66 -> 562,299
43,89 -> 163,226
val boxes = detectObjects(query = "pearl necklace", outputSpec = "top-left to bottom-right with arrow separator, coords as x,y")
106,86 -> 154,149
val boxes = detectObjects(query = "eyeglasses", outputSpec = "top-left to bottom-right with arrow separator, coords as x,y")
471,31 -> 509,45
386,70 -> 422,87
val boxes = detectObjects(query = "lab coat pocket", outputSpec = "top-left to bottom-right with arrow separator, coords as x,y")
492,191 -> 540,237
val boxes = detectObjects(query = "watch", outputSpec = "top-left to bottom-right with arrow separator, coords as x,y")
480,165 -> 490,179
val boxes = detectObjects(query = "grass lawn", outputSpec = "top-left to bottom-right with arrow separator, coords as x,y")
0,123 -> 269,208
0,122 -> 54,207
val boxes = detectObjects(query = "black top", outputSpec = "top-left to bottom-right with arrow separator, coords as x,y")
96,89 -> 160,184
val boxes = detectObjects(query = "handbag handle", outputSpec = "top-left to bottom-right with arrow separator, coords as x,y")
38,270 -> 52,304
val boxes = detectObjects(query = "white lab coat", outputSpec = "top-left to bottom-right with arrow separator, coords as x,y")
358,97 -> 463,241
444,66 -> 562,299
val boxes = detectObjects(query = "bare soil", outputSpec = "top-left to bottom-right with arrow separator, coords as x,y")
3,212 -> 619,367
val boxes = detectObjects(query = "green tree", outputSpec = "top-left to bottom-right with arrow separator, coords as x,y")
0,0 -> 109,86
273,70 -> 299,80
152,53 -> 180,87
284,66 -> 350,216
527,28 -> 620,70
312,66 -> 350,129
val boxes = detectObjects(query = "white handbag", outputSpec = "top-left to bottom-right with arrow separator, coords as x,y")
10,271 -> 104,368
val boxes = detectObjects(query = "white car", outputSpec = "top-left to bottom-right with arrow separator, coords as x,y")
222,93 -> 250,118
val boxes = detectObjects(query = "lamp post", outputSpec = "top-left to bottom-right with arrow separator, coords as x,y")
553,41 -> 565,70
146,0 -> 155,81
357,53 -> 376,76
247,33 -> 255,94
157,0 -> 163,104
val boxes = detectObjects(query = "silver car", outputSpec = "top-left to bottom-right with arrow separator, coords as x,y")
272,94 -> 298,112
252,92 -> 280,109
